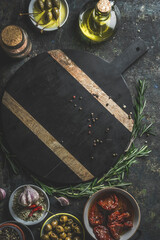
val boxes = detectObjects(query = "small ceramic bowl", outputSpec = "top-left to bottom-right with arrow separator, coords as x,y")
28,0 -> 69,31
83,187 -> 141,240
40,213 -> 85,239
9,184 -> 50,226
0,222 -> 25,240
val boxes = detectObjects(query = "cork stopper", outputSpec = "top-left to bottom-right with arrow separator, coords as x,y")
1,25 -> 23,47
97,0 -> 111,13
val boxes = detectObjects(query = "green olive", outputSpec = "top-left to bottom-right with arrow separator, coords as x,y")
67,233 -> 73,238
52,7 -> 59,20
44,10 -> 53,23
37,0 -> 45,11
41,234 -> 50,240
71,223 -> 78,230
56,225 -> 64,233
45,0 -> 52,9
45,224 -> 52,232
66,219 -> 73,226
64,226 -> 71,233
60,216 -> 68,224
51,220 -> 58,228
49,232 -> 59,240
59,232 -> 67,239
74,226 -> 81,234
73,237 -> 81,240
52,0 -> 60,8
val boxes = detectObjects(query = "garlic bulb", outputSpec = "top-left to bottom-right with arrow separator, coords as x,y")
55,196 -> 70,206
0,188 -> 6,200
18,185 -> 39,206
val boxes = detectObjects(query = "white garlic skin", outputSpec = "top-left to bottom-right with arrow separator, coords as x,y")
18,185 -> 39,206
56,196 -> 70,206
0,188 -> 6,200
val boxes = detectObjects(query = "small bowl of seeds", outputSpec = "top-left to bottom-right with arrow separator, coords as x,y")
9,184 -> 50,226
0,222 -> 25,240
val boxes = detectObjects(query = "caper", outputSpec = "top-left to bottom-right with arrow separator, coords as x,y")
52,0 -> 60,9
59,232 -> 67,239
52,7 -> 59,20
66,219 -> 73,226
44,10 -> 53,23
74,226 -> 81,234
64,226 -> 71,233
51,220 -> 58,228
45,0 -> 52,9
37,0 -> 45,11
41,234 -> 50,240
71,223 -> 78,230
45,224 -> 52,232
56,225 -> 64,233
60,216 -> 68,223
73,237 -> 81,240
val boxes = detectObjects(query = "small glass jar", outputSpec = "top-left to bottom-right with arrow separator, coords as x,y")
79,0 -> 120,43
0,25 -> 32,58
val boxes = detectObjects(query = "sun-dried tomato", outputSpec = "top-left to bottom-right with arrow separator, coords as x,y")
93,225 -> 113,240
89,202 -> 104,226
98,194 -> 118,211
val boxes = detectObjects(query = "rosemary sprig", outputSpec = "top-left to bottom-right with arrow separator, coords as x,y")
32,144 -> 151,198
0,79 -> 153,198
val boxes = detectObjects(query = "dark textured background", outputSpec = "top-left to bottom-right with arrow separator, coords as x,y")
0,0 -> 160,239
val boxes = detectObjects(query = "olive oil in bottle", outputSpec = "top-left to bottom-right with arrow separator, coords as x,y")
79,0 -> 120,43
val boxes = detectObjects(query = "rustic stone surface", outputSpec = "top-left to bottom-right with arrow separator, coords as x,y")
0,0 -> 160,239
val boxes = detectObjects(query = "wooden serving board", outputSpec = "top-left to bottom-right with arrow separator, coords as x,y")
1,39 -> 148,185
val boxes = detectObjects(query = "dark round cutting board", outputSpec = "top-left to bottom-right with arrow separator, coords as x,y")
1,39 -> 147,185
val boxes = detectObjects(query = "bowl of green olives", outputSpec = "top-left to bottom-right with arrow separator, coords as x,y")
40,213 -> 85,240
28,0 -> 69,31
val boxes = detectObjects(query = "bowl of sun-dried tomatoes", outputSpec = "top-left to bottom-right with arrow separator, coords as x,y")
83,187 -> 141,240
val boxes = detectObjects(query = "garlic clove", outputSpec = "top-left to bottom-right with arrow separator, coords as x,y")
55,196 -> 70,206
0,188 -> 6,200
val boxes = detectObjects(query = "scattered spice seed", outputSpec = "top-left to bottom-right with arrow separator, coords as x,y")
79,96 -> 83,100
79,107 -> 82,111
88,124 -> 92,128
100,140 -> 103,143
91,156 -> 94,159
130,112 -> 133,115
69,99 -> 72,103
88,119 -> 91,122
96,139 -> 99,143
123,104 -> 126,109
73,96 -> 76,99
93,93 -> 99,98
91,113 -> 94,117
92,118 -> 95,122
113,153 -> 118,157
95,117 -> 98,121
93,140 -> 96,143
74,104 -> 77,107
105,128 -> 110,132
88,131 -> 91,135
93,143 -> 97,147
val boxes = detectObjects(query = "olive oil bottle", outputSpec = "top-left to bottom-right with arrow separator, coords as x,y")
79,0 -> 120,43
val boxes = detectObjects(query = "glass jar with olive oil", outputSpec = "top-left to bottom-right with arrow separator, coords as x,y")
79,0 -> 120,43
